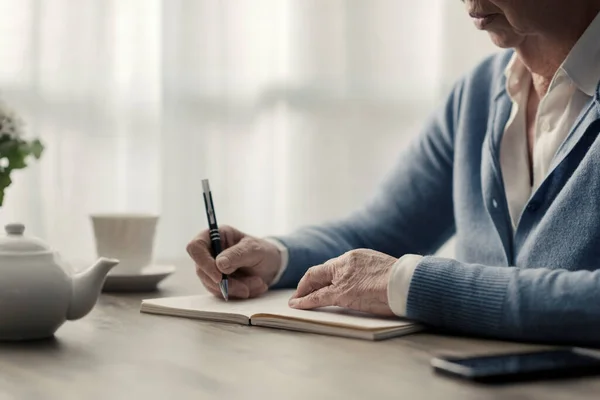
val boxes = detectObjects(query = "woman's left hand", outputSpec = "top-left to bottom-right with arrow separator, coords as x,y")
288,249 -> 397,317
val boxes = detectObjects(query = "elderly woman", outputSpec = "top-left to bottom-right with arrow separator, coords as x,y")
187,0 -> 600,345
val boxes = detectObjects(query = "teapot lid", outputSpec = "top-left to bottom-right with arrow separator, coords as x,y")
0,223 -> 51,253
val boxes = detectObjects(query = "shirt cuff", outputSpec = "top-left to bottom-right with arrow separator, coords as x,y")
263,238 -> 289,286
387,254 -> 422,317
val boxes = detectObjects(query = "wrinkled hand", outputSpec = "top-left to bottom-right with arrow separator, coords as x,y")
288,249 -> 397,317
186,225 -> 282,299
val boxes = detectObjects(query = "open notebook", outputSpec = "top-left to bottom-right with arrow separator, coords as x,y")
140,289 -> 423,341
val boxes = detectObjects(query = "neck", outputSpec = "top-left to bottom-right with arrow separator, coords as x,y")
515,5 -> 600,98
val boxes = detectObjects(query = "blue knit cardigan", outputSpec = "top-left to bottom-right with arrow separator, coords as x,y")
272,49 -> 600,345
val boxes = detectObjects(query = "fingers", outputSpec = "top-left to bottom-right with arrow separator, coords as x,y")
288,262 -> 335,309
237,275 -> 269,298
288,287 -> 335,309
216,237 -> 265,274
187,226 -> 269,299
197,267 -> 248,298
293,262 -> 335,299
195,268 -> 222,297
186,230 -> 221,283
225,278 -> 250,299
196,268 -> 267,299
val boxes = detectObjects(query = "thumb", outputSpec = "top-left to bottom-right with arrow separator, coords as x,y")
216,237 -> 264,274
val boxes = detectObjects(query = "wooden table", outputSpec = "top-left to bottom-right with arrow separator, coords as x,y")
1,259 -> 599,400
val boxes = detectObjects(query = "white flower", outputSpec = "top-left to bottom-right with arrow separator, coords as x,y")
0,101 -> 25,139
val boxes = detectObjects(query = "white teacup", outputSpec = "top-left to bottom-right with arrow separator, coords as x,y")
90,213 -> 159,275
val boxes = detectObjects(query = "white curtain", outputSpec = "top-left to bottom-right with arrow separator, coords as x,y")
0,0 -> 497,263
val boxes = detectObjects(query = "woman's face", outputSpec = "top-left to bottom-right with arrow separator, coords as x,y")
462,0 -> 565,48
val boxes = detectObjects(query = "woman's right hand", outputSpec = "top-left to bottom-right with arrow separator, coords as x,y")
186,225 -> 283,299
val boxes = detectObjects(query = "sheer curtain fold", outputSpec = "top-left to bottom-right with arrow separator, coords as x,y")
0,0 -> 496,261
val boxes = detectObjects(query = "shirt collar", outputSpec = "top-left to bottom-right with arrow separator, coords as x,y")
561,10 -> 600,97
502,11 -> 600,98
503,52 -> 529,100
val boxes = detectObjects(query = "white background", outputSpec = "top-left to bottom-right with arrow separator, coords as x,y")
0,0 -> 497,262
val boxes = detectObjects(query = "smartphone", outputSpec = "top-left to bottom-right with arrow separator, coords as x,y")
431,348 -> 600,383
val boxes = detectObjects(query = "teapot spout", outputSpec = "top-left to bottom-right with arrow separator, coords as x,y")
66,257 -> 119,321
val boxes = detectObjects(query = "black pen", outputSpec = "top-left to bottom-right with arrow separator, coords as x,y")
202,179 -> 228,301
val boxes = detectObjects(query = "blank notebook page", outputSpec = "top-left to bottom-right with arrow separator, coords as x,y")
142,289 -> 413,330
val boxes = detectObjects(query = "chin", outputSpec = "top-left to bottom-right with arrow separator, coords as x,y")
487,30 -> 524,49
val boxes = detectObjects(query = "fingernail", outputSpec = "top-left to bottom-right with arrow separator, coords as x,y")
288,298 -> 298,307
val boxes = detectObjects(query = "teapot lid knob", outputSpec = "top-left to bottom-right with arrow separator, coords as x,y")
5,223 -> 25,236
0,223 -> 49,253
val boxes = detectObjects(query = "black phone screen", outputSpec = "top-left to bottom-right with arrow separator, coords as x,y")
432,349 -> 600,382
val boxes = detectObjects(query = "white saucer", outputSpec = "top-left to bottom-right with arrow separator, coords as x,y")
102,265 -> 176,293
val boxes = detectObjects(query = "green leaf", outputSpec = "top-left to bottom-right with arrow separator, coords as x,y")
5,144 -> 27,169
0,136 -> 44,206
0,174 -> 9,206
0,173 -> 12,207
8,155 -> 27,169
18,142 -> 31,155
30,139 -> 44,159
0,173 -> 12,186
0,134 -> 13,145
0,140 -> 18,155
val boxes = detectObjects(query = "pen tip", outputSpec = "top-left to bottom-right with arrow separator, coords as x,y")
219,280 -> 228,301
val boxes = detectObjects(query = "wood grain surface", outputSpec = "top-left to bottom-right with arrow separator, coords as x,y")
1,259 -> 599,400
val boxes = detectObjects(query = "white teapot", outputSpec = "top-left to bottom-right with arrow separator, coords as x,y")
0,223 -> 119,340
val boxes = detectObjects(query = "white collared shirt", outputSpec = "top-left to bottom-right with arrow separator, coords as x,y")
270,11 -> 600,316
501,48 -> 597,229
